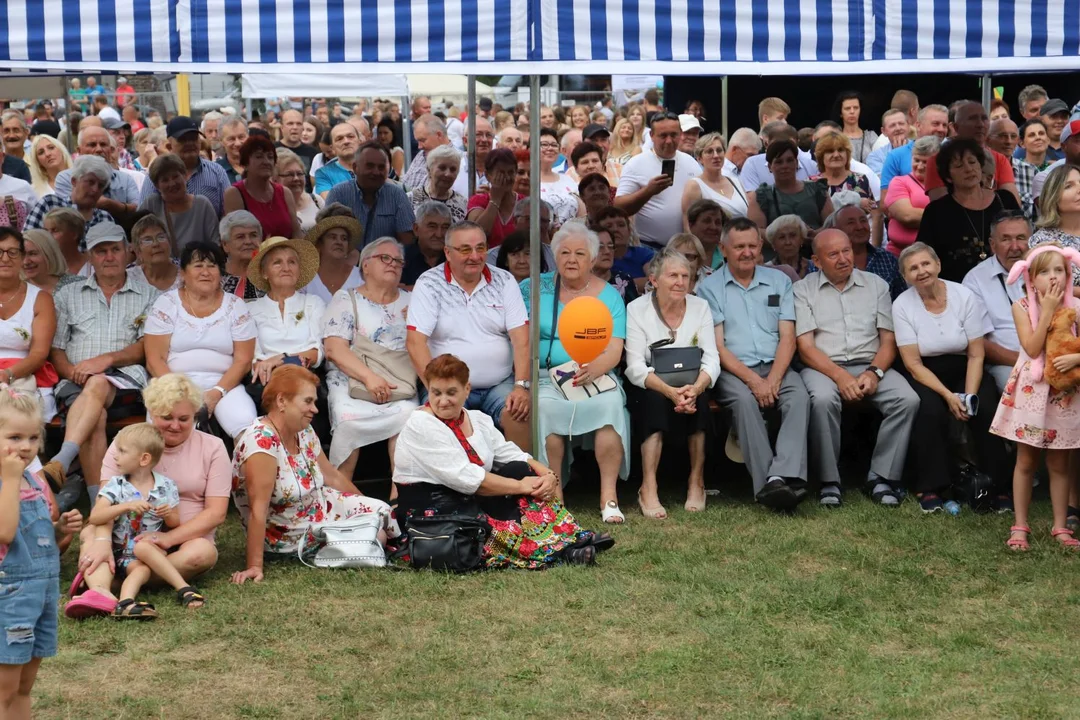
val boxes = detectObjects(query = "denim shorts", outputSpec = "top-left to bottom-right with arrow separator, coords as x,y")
0,576 -> 59,664
418,375 -> 516,428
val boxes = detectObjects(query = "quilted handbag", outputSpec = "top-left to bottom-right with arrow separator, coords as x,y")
297,514 -> 387,568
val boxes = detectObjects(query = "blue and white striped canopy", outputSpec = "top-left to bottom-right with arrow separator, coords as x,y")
1,0 -> 1078,74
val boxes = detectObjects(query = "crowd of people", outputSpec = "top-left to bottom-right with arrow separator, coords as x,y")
3,77 -> 1080,713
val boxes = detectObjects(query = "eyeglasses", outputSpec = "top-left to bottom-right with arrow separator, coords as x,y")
139,233 -> 170,246
372,253 -> 405,268
649,111 -> 681,126
0,248 -> 22,259
449,244 -> 488,256
538,142 -> 559,150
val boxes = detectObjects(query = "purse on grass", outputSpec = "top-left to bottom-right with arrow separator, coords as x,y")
401,513 -> 489,572
347,290 -> 418,403
648,292 -> 702,387
546,275 -> 618,401
297,514 -> 387,569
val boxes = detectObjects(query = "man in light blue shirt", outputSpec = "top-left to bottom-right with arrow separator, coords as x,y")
325,142 -> 415,247
879,104 -> 949,194
315,123 -> 360,196
696,217 -> 810,511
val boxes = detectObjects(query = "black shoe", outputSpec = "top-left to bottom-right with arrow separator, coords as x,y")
56,473 -> 85,513
756,478 -> 800,510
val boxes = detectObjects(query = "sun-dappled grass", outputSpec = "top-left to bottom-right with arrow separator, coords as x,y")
34,485 -> 1080,720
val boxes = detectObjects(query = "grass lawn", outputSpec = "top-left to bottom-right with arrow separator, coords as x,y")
35,481 -> 1080,720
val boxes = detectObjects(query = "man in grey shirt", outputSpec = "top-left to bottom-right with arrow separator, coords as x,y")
793,229 -> 919,508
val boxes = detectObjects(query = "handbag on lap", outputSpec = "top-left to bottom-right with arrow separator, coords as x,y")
546,275 -> 618,401
648,292 -> 702,387
346,290 -> 418,403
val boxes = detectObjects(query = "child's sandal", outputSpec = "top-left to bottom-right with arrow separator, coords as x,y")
1006,525 -> 1031,551
177,586 -> 206,609
113,599 -> 158,621
1051,527 -> 1080,551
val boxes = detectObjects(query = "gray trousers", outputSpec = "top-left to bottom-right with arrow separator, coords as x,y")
988,364 -> 1013,395
799,363 -> 920,487
715,363 -> 809,494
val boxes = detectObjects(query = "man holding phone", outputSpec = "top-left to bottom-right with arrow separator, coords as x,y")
615,111 -> 701,249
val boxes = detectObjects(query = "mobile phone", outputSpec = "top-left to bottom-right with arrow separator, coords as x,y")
661,159 -> 676,180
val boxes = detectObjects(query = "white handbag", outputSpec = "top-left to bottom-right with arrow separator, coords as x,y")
548,360 -> 618,401
297,514 -> 387,569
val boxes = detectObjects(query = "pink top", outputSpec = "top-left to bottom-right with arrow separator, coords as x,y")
102,429 -> 231,543
884,174 -> 930,257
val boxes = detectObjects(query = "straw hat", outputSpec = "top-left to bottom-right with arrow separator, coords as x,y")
304,214 -> 364,249
247,236 -> 321,292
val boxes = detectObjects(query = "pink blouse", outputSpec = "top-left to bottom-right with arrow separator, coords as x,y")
884,174 -> 930,257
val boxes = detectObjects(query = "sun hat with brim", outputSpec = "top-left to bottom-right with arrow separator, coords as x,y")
247,236 -> 321,292
304,215 -> 364,249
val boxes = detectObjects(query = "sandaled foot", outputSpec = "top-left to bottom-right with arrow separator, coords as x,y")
1067,507 -> 1080,531
113,599 -> 158,621
638,491 -> 667,519
601,501 -> 625,524
1006,525 -> 1030,551
1051,527 -> 1080,551
563,544 -> 597,566
684,487 -> 706,512
177,586 -> 206,609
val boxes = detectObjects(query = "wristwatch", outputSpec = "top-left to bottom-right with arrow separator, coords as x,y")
515,379 -> 531,390
867,366 -> 885,380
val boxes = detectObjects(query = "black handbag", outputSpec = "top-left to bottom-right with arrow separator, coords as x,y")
402,514 -> 490,572
649,292 -> 702,387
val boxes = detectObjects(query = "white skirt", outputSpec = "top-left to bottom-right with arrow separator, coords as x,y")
325,369 -> 417,466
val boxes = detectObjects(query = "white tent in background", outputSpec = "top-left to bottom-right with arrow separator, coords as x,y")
405,75 -> 492,99
241,74 -> 410,100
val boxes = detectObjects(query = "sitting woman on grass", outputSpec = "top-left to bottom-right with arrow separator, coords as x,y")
231,365 -> 396,584
393,354 -> 612,568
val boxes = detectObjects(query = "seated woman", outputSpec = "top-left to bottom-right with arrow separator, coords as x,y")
0,228 -> 58,420
138,154 -> 220,253
520,221 -> 630,523
245,235 -> 329,441
376,117 -> 406,178
144,242 -> 258,439
765,214 -> 814,279
223,136 -> 302,240
276,148 -> 324,233
746,139 -> 834,231
592,225 -> 639,305
466,148 -> 519,248
394,354 -> 609,568
686,199 -> 726,272
22,228 -> 76,293
883,135 -> 939,258
231,365 -> 396,583
625,248 -> 721,518
893,242 -> 1010,513
42,207 -> 88,278
682,133 -> 749,222
323,237 -> 418,479
27,134 -> 72,197
595,205 -> 653,291
126,214 -> 181,291
302,204 -> 364,304
407,145 -> 468,224
220,210 -> 266,300
578,172 -> 613,221
495,230 -> 546,284
68,373 -> 230,616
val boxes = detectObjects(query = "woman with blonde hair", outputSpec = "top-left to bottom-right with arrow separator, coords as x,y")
21,228 -> 73,293
26,135 -> 72,197
275,148 -> 324,232
569,105 -> 591,130
609,117 -> 643,166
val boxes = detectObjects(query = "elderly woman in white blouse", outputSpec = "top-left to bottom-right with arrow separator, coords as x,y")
323,237 -> 418,481
624,248 -> 721,519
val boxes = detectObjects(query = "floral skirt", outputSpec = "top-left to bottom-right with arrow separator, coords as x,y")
484,498 -> 586,570
990,357 -> 1080,449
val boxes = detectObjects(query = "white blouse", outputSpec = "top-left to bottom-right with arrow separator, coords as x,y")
302,267 -> 363,305
248,293 -> 327,366
393,409 -> 530,495
624,293 -> 722,389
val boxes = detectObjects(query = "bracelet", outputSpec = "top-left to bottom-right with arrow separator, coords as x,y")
212,385 -> 227,397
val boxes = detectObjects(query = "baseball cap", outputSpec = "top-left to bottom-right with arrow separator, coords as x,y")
166,115 -> 202,139
84,222 -> 127,251
1060,118 -> 1080,144
1040,99 -> 1070,117
679,114 -> 703,133
478,97 -> 493,112
582,123 -> 611,140
101,116 -> 130,131
117,76 -> 127,84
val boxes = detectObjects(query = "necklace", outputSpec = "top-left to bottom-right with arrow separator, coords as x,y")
563,277 -> 592,298
0,282 -> 24,309
180,288 -> 219,318
959,191 -> 993,261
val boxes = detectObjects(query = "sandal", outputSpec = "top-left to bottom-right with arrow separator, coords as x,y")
1006,525 -> 1030,551
64,589 -> 117,619
601,501 -> 625,524
68,570 -> 87,598
1051,527 -> 1080,551
638,491 -> 667,520
113,599 -> 158,621
684,489 -> 706,513
563,544 -> 597,566
177,586 -> 206,609
1067,507 -> 1080,532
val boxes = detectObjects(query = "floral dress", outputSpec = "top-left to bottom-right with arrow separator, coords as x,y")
990,299 -> 1080,449
231,418 -> 396,555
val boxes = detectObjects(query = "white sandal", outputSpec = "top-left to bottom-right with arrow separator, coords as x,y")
601,500 -> 625,524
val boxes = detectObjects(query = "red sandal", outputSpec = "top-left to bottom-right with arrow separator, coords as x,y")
1051,527 -> 1080,550
1006,526 -> 1031,551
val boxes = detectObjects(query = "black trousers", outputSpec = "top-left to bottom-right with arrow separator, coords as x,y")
901,354 -> 1009,494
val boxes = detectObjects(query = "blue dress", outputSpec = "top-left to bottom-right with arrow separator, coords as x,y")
520,273 -> 632,479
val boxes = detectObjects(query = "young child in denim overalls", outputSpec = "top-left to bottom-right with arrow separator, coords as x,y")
0,389 -> 81,717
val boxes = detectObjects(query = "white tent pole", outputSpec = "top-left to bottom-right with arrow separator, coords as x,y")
721,76 -> 729,140
981,73 -> 992,112
528,74 -> 542,453
467,76 -> 477,197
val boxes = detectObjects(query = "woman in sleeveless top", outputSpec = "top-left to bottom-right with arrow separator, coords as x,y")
746,140 -> 834,231
222,136 -> 302,240
681,132 -> 749,224
0,229 -> 59,420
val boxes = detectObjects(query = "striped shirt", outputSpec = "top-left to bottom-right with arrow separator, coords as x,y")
139,157 -> 230,217
24,195 -> 111,251
53,273 -> 160,391
324,180 -> 415,248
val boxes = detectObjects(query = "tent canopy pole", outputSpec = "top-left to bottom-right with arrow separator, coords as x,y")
528,75 -> 541,453
467,76 -> 477,197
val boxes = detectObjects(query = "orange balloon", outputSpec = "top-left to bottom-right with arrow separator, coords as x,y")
557,296 -> 614,365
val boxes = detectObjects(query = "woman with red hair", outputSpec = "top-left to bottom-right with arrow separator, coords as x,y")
230,365 -> 395,583
223,135 -> 302,240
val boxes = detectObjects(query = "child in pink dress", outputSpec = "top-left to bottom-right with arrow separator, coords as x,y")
990,243 -> 1080,551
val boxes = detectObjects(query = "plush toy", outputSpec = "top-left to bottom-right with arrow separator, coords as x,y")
1044,306 -> 1080,392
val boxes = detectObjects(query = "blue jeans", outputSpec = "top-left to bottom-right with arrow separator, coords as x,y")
419,375 -> 516,428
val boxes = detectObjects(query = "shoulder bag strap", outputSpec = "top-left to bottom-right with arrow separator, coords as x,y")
349,288 -> 362,346
545,275 -> 560,368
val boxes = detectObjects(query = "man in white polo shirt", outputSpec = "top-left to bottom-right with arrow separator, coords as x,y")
615,111 -> 700,249
407,221 -> 533,450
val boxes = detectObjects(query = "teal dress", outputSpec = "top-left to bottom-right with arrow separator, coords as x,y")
520,273 -> 631,480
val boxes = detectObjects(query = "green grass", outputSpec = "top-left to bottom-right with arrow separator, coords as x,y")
35,486 -> 1080,720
